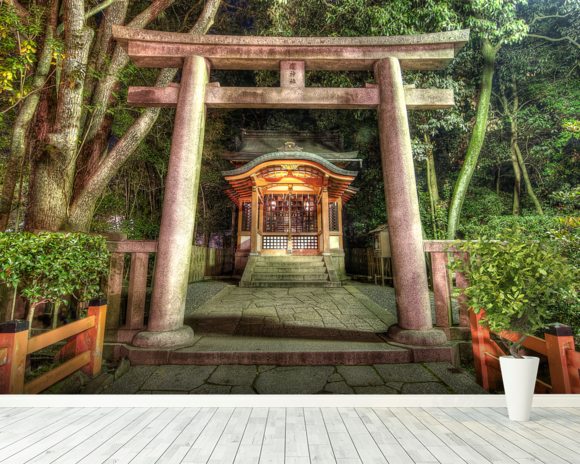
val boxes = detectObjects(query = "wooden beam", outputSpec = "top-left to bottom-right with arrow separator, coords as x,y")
27,316 -> 96,354
113,26 -> 469,71
128,85 -> 453,110
24,351 -> 90,394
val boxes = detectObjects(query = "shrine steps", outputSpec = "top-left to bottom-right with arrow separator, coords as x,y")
240,255 -> 341,287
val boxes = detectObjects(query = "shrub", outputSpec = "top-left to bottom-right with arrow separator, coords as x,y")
451,226 -> 579,356
0,232 -> 110,318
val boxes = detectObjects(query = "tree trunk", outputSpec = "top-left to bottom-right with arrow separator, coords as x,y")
514,139 -> 543,214
0,5 -> 56,230
424,134 -> 440,238
510,124 -> 522,215
447,40 -> 497,239
25,0 -> 94,231
67,0 -> 222,231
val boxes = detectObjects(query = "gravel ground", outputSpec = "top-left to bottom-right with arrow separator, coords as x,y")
185,280 -> 231,314
349,281 -> 460,324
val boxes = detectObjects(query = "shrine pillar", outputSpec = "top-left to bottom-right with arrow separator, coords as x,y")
133,56 -> 209,348
375,57 -> 446,346
321,187 -> 331,254
250,186 -> 259,254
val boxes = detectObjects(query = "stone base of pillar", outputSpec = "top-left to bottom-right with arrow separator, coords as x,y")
387,324 -> 447,346
132,325 -> 194,349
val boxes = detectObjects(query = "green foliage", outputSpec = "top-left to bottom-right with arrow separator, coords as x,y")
463,0 -> 529,47
452,226 -> 579,355
0,232 -> 109,306
0,4 -> 45,108
462,214 -> 563,239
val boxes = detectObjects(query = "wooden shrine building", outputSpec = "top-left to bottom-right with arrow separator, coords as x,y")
222,130 -> 358,283
112,25 -> 469,350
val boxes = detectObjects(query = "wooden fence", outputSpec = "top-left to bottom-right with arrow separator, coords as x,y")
106,240 -> 233,342
347,241 -> 471,339
0,300 -> 106,394
470,308 -> 580,394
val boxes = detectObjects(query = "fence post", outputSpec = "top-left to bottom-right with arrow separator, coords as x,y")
453,252 -> 470,328
0,320 -> 29,394
126,253 -> 148,330
431,251 -> 452,334
79,300 -> 107,377
545,324 -> 576,394
106,252 -> 125,331
469,309 -> 501,391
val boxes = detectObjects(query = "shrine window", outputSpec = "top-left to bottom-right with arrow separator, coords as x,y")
241,202 -> 252,231
329,202 -> 339,231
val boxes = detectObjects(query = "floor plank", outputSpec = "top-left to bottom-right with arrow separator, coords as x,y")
157,407 -> 218,464
0,407 -> 577,464
75,408 -> 166,464
373,407 -> 438,463
209,407 -> 252,464
304,407 -> 336,464
54,407 -> 151,464
182,407 -> 234,464
0,408 -> 87,460
476,407 -> 580,463
356,408 -> 414,464
260,407 -> 286,464
234,407 -> 268,464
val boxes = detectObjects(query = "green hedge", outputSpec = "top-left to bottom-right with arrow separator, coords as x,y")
0,232 -> 109,308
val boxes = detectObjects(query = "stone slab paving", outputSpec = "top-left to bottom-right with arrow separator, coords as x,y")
95,362 -> 487,394
185,284 -> 397,342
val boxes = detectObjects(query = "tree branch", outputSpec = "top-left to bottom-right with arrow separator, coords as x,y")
527,33 -> 580,49
530,13 -> 570,27
68,0 -> 222,230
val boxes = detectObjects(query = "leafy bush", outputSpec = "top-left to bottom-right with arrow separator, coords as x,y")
461,215 -> 565,240
451,227 -> 579,356
0,232 -> 110,312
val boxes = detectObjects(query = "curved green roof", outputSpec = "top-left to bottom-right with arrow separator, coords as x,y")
222,151 -> 358,177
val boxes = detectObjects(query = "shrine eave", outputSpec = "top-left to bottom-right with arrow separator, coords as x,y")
222,152 -> 358,178
112,26 -> 469,71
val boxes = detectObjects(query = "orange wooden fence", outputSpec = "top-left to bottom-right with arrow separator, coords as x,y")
470,309 -> 580,394
0,300 -> 107,394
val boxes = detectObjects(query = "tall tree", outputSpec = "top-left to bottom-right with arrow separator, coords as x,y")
0,0 -> 222,232
446,0 -> 528,239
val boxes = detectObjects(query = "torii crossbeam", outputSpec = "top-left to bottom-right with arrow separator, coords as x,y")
112,25 -> 469,349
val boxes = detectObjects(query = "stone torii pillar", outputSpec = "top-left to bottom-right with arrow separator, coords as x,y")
133,56 -> 209,349
375,57 -> 446,346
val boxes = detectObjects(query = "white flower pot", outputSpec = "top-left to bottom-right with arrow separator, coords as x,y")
500,356 -> 540,421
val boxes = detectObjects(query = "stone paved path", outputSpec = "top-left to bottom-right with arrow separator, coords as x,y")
92,361 -> 486,394
186,285 -> 396,341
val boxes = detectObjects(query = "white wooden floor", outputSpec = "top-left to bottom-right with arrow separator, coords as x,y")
0,407 -> 578,463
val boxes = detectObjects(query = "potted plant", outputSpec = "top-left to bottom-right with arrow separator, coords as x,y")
452,226 -> 578,421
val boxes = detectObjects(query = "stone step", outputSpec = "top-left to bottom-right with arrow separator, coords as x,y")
253,264 -> 326,272
253,268 -> 327,275
244,280 -> 342,288
253,273 -> 329,281
258,257 -> 324,264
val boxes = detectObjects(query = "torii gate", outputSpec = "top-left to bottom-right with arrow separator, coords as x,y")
112,26 -> 469,349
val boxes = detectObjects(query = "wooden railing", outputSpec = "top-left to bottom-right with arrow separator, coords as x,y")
470,309 -> 580,394
107,240 -> 234,342
346,241 -> 471,339
107,240 -> 157,342
0,300 -> 106,394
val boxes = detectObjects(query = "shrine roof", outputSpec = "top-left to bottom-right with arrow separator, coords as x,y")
222,152 -> 358,178
223,130 -> 358,163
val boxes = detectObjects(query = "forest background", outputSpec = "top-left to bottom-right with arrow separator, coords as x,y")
0,0 -> 577,255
